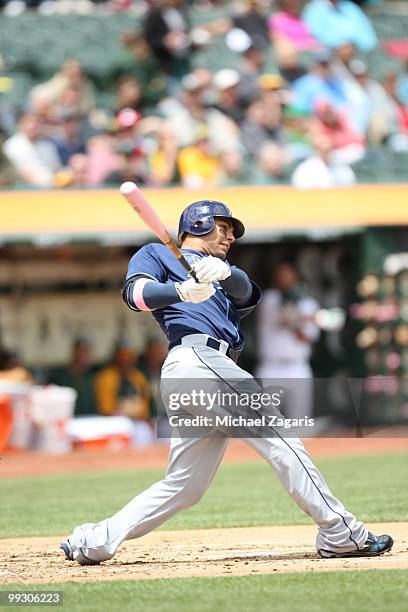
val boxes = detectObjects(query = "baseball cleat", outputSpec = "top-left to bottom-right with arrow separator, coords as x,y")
60,540 -> 74,561
318,532 -> 393,558
59,538 -> 101,565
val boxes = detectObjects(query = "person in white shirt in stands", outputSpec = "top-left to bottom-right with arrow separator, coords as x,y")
291,133 -> 356,190
256,261 -> 319,420
3,114 -> 60,187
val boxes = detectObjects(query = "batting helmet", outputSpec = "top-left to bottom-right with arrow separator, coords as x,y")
178,200 -> 245,243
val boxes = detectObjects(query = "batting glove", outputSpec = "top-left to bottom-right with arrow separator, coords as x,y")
193,256 -> 231,283
175,278 -> 216,303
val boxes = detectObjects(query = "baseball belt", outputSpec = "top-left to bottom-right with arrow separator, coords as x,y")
172,334 -> 239,363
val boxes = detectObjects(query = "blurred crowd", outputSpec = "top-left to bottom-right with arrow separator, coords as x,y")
1,0 -> 408,190
0,0 -> 385,16
0,0 -> 139,13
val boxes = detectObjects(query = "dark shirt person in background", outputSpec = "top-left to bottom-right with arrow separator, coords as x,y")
48,338 -> 98,416
144,0 -> 191,83
138,338 -> 168,418
51,110 -> 86,167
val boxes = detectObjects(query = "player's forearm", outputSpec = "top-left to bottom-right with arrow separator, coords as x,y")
124,278 -> 181,311
123,275 -> 216,311
220,268 -> 252,305
123,267 -> 252,312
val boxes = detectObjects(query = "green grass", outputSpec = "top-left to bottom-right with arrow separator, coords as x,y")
1,571 -> 407,612
0,453 -> 407,538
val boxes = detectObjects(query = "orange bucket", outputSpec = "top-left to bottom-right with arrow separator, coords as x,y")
0,394 -> 13,452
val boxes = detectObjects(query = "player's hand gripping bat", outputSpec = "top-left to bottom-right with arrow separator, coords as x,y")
120,182 -> 198,281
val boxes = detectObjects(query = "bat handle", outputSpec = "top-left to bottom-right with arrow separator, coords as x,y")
179,255 -> 199,282
166,238 -> 199,282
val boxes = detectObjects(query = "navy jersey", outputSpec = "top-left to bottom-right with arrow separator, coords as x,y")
124,243 -> 261,352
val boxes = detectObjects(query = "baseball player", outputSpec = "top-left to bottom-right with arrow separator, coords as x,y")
60,200 -> 393,564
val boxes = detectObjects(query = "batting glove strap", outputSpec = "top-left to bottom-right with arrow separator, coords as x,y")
193,256 -> 231,283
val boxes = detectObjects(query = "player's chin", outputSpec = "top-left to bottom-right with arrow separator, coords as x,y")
217,245 -> 229,260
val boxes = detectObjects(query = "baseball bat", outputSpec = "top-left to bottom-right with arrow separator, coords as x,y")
120,182 -> 198,281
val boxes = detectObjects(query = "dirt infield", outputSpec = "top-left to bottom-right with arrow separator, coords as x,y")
0,522 -> 406,584
1,432 -> 407,478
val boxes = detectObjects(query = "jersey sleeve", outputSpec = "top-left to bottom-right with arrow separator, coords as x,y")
236,281 -> 262,319
126,244 -> 167,283
122,244 -> 168,312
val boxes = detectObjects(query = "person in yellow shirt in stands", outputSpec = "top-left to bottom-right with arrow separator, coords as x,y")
177,123 -> 221,188
94,342 -> 154,446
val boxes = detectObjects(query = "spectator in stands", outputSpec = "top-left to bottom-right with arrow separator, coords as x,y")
113,108 -> 142,146
332,40 -> 356,75
110,0 -> 133,10
94,341 -> 152,441
397,58 -> 408,108
48,338 -> 98,416
240,93 -> 283,158
114,75 -> 143,113
382,71 -> 408,150
275,39 -> 307,84
54,153 -> 90,188
219,150 -> 251,185
177,123 -> 221,188
66,153 -> 90,187
349,59 -> 398,145
190,67 -> 213,92
144,0 -> 192,86
30,59 -> 95,117
0,0 -> 139,12
291,133 -> 356,189
56,85 -> 89,118
310,99 -> 366,165
86,128 -> 119,186
0,349 -> 32,383
268,0 -> 318,51
200,0 -> 270,53
29,96 -> 60,138
238,39 -> 267,104
292,50 -> 347,114
87,106 -> 145,186
212,69 -> 245,125
103,138 -> 148,186
302,0 -> 377,52
282,105 -> 314,162
258,73 -> 291,115
330,42 -> 370,135
142,119 -> 178,186
100,107 -> 147,185
0,129 -> 18,187
227,0 -> 270,50
252,141 -> 289,184
2,113 -> 60,187
258,73 -> 289,99
159,70 -> 241,154
111,32 -> 166,108
102,110 -> 178,186
51,110 -> 87,167
2,0 -> 46,13
0,54 -> 17,133
230,0 -> 270,49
